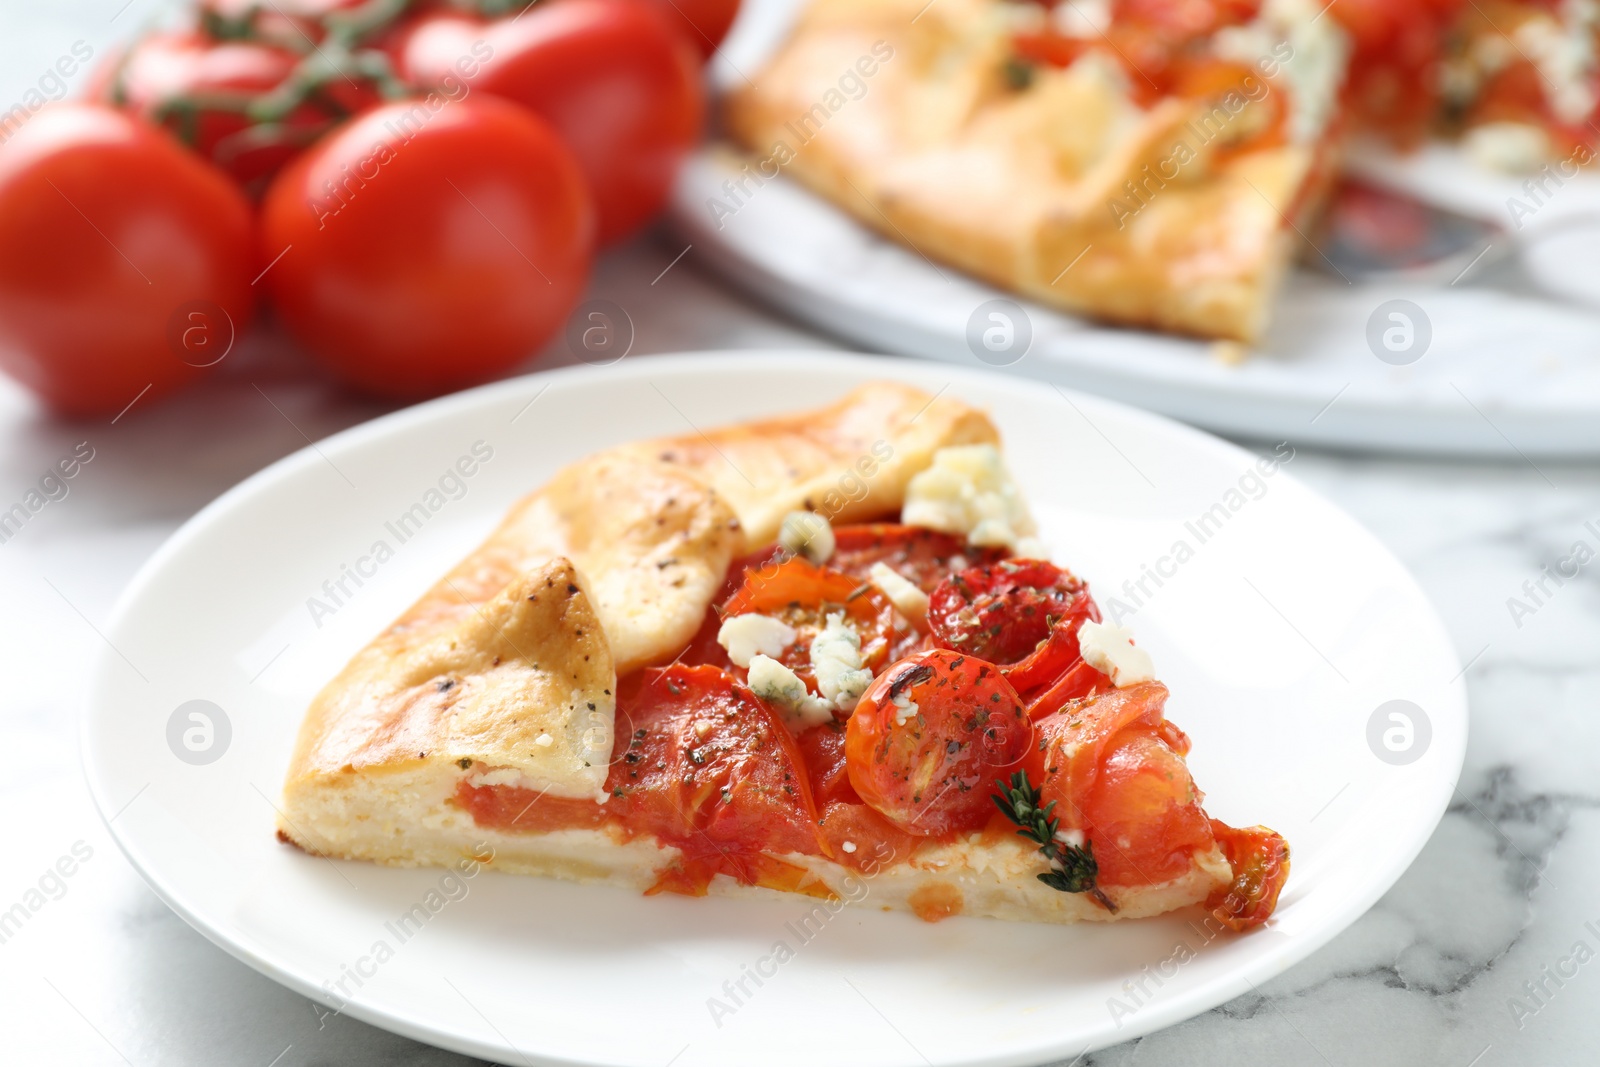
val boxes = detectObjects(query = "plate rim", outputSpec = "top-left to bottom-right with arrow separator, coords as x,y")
81,349 -> 1469,1067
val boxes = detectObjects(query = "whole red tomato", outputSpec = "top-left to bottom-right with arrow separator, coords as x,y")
91,31 -> 383,191
644,0 -> 740,58
259,96 -> 595,399
0,105 -> 255,417
394,0 -> 703,244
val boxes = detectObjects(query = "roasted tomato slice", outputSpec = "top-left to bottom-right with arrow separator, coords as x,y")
797,720 -> 856,807
830,524 -> 1008,593
609,664 -> 825,891
1023,657 -> 1111,718
720,554 -> 899,681
1026,683 -> 1171,831
1027,682 -> 1220,888
796,721 -> 922,871
846,650 -> 1031,836
929,560 -> 1101,691
1205,821 -> 1291,930
1082,730 -> 1215,886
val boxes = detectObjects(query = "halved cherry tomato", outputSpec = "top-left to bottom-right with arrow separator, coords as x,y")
929,560 -> 1102,704
0,104 -> 255,416
1205,820 -> 1290,930
798,721 -> 923,870
846,650 -> 1031,836
1082,730 -> 1214,886
929,559 -> 1094,665
1025,682 -> 1171,830
394,0 -> 704,244
830,524 -> 1008,593
721,555 -> 900,683
259,96 -> 595,399
1028,682 -> 1220,888
610,664 -> 826,892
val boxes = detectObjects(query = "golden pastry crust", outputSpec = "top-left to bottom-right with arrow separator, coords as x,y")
610,380 -> 999,546
724,0 -> 1334,341
283,558 -> 619,808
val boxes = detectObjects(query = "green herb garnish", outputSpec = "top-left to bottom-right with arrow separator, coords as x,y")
992,771 -> 1115,913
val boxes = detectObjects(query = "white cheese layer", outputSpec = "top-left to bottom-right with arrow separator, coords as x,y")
717,613 -> 796,668
810,611 -> 874,712
1077,620 -> 1156,688
902,444 -> 1039,552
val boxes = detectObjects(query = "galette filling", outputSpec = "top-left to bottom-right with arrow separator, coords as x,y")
454,449 -> 1289,928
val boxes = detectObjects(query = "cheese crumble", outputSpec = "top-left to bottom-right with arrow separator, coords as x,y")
902,444 -> 1039,552
868,561 -> 930,622
810,611 -> 874,712
746,654 -> 834,731
1077,620 -> 1155,688
778,510 -> 836,564
717,612 -> 796,668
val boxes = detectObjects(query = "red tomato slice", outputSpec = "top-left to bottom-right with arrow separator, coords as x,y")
1027,682 -> 1230,889
798,721 -> 922,871
930,559 -> 1097,666
609,665 -> 825,891
720,555 -> 900,683
1023,658 -> 1110,718
455,783 -> 606,832
1081,730 -> 1214,886
830,524 -> 1008,593
846,650 -> 1032,836
797,720 -> 856,806
1025,682 -> 1171,829
1205,820 -> 1291,930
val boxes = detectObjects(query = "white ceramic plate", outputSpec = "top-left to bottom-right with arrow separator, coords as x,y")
672,0 -> 1600,457
84,352 -> 1466,1067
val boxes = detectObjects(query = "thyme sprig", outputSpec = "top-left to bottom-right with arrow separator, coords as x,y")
992,770 -> 1115,913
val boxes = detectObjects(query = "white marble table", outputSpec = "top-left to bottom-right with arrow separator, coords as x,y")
5,4 -> 1600,1065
